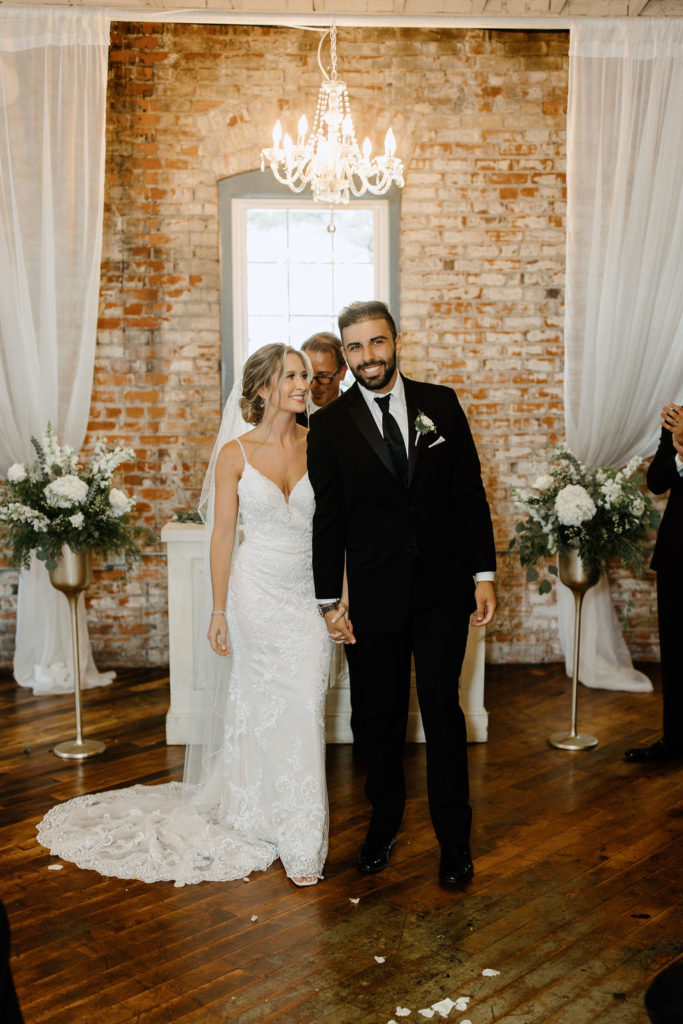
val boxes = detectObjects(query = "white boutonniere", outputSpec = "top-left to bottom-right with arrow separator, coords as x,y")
414,411 -> 437,438
414,410 -> 445,448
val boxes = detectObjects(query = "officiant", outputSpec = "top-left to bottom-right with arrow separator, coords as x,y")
296,332 -> 347,424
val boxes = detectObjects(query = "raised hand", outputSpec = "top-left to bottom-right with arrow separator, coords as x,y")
661,402 -> 683,442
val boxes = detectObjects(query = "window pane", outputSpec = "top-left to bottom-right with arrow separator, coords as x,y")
246,210 -> 287,261
238,200 -> 385,370
248,315 -> 289,353
289,263 -> 333,316
289,316 -> 338,347
333,211 -> 374,263
288,211 -> 334,263
247,263 -> 288,313
334,263 -> 376,311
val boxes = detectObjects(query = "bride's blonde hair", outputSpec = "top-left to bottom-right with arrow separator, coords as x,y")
240,344 -> 311,425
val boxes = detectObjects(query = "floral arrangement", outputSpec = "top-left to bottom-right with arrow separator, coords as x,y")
0,425 -> 147,572
510,443 -> 660,594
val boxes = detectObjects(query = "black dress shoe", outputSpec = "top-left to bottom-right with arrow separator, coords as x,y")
439,845 -> 474,890
357,836 -> 396,874
624,739 -> 683,763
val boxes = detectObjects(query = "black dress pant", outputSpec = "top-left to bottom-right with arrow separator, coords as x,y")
657,571 -> 683,749
345,600 -> 472,847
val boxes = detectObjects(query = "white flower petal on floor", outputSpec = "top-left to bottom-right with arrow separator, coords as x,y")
418,1011 -> 435,1019
395,1008 -> 411,1017
250,915 -> 258,922
432,997 -> 457,1016
375,956 -> 386,963
47,863 -> 63,870
454,997 -> 470,1010
482,968 -> 500,976
349,897 -> 360,904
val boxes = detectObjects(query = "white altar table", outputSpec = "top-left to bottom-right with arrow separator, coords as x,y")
162,522 -> 488,745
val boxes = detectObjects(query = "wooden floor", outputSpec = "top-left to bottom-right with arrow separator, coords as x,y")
1,663 -> 682,1024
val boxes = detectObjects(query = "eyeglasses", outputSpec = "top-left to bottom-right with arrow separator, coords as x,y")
311,368 -> 342,386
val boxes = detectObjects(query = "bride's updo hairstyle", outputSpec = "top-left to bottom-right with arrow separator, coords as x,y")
240,343 -> 311,425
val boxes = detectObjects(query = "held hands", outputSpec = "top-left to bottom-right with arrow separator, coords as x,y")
471,580 -> 497,627
324,602 -> 356,645
208,612 -> 231,656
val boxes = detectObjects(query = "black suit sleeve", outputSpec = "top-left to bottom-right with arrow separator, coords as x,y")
446,389 -> 497,574
307,411 -> 347,600
647,428 -> 680,495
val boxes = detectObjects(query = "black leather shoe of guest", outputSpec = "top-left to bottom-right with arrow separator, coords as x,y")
624,739 -> 683,763
439,845 -> 474,890
356,836 -> 396,874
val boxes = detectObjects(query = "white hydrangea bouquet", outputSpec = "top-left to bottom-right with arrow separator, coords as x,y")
510,443 -> 660,594
0,424 -> 146,572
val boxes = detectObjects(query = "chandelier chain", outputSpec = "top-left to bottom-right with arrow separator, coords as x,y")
329,24 -> 338,81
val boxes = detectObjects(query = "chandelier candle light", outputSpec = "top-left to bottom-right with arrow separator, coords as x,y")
261,25 -> 404,206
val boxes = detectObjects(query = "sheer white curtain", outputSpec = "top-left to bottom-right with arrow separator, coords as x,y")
562,18 -> 683,691
0,8 -> 113,694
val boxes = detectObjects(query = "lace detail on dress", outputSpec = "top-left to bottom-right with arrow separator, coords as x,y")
37,467 -> 331,886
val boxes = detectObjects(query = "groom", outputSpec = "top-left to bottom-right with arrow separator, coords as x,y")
307,300 -> 496,889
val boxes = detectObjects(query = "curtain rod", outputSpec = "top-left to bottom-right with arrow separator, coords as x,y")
104,9 -> 574,30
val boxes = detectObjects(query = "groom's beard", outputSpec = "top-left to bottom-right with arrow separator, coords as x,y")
350,352 -> 397,391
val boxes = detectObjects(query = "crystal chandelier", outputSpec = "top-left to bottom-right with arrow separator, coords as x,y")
261,25 -> 405,206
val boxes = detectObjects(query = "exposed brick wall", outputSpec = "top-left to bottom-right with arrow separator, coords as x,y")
0,23 -> 662,671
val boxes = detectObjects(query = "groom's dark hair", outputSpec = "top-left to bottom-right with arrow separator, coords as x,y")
338,301 -> 398,342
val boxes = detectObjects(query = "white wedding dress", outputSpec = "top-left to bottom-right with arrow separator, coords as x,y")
36,440 -> 331,885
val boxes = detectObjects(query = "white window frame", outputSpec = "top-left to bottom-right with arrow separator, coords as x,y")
218,171 -> 401,401
231,197 -> 391,385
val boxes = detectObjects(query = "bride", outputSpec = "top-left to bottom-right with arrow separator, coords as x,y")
37,344 -> 333,887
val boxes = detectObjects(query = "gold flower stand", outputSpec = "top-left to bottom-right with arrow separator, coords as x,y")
49,546 -> 106,759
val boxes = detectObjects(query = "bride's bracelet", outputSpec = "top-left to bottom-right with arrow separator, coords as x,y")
211,610 -> 227,618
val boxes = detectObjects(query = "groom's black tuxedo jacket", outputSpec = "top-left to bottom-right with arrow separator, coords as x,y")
307,375 -> 496,633
647,427 -> 683,573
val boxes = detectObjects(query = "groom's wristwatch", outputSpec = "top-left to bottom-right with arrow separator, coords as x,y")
318,601 -> 340,618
